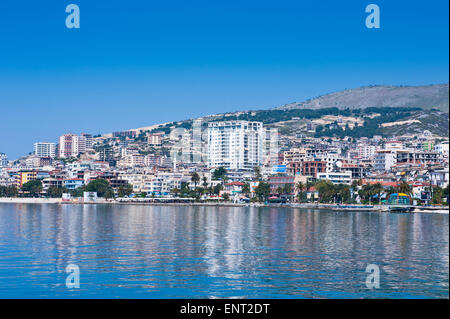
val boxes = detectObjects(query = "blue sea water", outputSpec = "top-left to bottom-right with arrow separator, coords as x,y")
0,203 -> 448,298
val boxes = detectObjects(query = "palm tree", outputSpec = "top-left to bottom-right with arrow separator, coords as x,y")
372,182 -> 384,205
202,176 -> 208,188
296,181 -> 305,202
242,183 -> 251,197
254,166 -> 262,181
397,181 -> 411,196
172,188 -> 180,197
276,186 -> 284,196
284,184 -> 293,202
191,172 -> 200,189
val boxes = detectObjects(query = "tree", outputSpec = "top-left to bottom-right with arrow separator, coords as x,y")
372,183 -> 384,205
242,183 -> 251,196
0,185 -> 18,197
444,185 -> 449,205
397,182 -> 411,196
47,186 -> 68,198
70,186 -> 86,198
118,184 -> 133,197
85,178 -> 113,198
22,180 -> 43,197
296,181 -> 305,195
212,167 -> 227,180
315,180 -> 335,203
254,166 -> 262,181
335,184 -> 351,204
191,172 -> 200,189
276,186 -> 284,196
171,188 -> 180,197
202,176 -> 208,188
213,183 -> 223,195
222,193 -> 230,201
104,188 -> 115,199
180,182 -> 190,196
431,187 -> 444,205
255,182 -> 270,202
283,184 -> 292,195
351,179 -> 362,189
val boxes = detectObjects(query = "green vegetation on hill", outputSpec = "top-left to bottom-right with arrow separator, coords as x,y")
314,107 -> 419,138
203,106 -> 447,138
315,108 -> 449,138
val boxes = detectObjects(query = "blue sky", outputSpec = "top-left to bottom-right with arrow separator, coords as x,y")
0,0 -> 448,159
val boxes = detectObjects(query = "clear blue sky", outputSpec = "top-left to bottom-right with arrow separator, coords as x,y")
0,0 -> 448,159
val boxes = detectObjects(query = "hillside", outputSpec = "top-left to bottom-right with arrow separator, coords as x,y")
378,110 -> 449,137
276,84 -> 449,112
119,84 -> 449,140
144,107 -> 448,138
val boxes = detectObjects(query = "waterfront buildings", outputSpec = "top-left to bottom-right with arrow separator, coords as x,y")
2,116 -> 447,204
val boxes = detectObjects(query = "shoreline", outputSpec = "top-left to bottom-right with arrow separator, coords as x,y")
0,197 -> 448,213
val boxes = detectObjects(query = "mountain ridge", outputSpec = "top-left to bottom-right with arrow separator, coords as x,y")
275,84 -> 449,112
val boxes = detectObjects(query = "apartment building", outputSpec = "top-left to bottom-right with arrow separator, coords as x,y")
58,134 -> 80,158
0,153 -> 7,167
283,148 -> 307,164
15,171 -> 37,188
262,128 -> 279,167
357,144 -> 377,160
80,133 -> 94,151
301,160 -> 327,178
34,142 -> 56,158
147,133 -> 163,146
207,121 -> 264,170
435,142 -> 449,156
374,150 -> 397,172
317,172 -> 352,185
396,150 -> 443,166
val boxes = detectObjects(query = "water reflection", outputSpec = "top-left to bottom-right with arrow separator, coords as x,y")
0,203 -> 448,298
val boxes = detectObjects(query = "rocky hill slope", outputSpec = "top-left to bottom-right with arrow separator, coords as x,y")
276,84 -> 449,112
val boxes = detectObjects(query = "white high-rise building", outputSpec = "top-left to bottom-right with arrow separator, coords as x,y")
80,133 -> 93,151
207,121 -> 264,170
0,153 -> 7,167
374,150 -> 397,172
357,144 -> 376,160
58,134 -> 81,158
58,133 -> 94,158
263,128 -> 279,166
34,142 -> 56,158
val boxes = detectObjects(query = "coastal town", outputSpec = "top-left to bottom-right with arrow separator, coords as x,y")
0,116 -> 448,208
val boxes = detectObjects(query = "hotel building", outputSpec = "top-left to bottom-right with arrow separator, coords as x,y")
34,142 -> 56,158
207,121 -> 263,170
